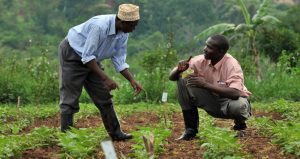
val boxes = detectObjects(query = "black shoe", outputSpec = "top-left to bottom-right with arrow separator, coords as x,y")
60,114 -> 74,133
233,122 -> 247,130
110,132 -> 133,141
175,128 -> 197,141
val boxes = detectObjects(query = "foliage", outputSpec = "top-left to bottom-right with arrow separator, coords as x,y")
57,127 -> 106,159
0,127 -> 56,158
252,117 -> 300,156
198,110 -> 244,159
251,100 -> 300,156
0,53 -> 58,104
0,104 -> 58,134
256,27 -> 300,61
246,50 -> 300,102
131,125 -> 171,158
0,0 -> 299,104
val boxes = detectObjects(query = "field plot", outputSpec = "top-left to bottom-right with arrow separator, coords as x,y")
0,101 -> 299,159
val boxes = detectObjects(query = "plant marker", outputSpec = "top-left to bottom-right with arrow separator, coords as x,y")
162,92 -> 168,126
101,137 -> 117,159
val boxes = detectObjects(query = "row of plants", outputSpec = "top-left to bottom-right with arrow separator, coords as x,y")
1,101 -> 299,158
0,126 -> 57,158
249,100 -> 300,156
0,104 -> 58,134
197,110 -> 245,159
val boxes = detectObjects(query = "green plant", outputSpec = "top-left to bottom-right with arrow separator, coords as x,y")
57,127 -> 106,158
198,110 -> 244,159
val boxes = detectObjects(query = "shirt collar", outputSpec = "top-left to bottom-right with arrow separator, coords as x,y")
207,54 -> 228,70
108,15 -> 117,35
108,15 -> 125,38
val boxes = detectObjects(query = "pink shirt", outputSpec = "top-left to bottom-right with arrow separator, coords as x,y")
189,53 -> 252,97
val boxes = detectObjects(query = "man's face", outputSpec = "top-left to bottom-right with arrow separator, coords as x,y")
203,37 -> 221,60
121,20 -> 139,33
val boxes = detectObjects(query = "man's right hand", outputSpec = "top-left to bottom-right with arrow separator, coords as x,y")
103,78 -> 119,90
177,56 -> 193,72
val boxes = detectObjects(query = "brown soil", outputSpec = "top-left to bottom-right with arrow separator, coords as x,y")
113,112 -> 161,158
18,111 -> 161,159
214,110 -> 295,159
18,113 -> 103,159
239,129 -> 295,159
14,109 -> 299,159
75,115 -> 102,128
159,112 -> 204,159
253,110 -> 286,120
19,145 -> 60,159
20,113 -> 60,134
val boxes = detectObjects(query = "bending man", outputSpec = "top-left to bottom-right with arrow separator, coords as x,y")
58,4 -> 142,141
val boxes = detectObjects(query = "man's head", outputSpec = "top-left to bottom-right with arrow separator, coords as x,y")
203,34 -> 229,61
116,4 -> 140,33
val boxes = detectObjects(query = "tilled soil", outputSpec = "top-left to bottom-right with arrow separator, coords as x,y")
159,112 -> 204,159
15,109 -> 298,159
18,111 -> 161,159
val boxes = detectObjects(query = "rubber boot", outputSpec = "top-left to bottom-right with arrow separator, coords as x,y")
99,104 -> 132,141
60,114 -> 74,132
176,108 -> 199,141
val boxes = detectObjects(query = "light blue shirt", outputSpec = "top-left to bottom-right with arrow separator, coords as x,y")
67,14 -> 129,72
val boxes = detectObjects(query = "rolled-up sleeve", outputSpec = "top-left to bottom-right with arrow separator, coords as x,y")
81,25 -> 103,64
111,35 -> 129,72
225,65 -> 245,91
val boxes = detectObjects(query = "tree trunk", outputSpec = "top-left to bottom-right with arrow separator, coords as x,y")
251,35 -> 262,81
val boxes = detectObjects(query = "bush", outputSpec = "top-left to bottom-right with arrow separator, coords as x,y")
246,50 -> 300,102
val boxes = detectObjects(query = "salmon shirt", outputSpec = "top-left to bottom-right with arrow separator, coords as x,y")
189,53 -> 252,97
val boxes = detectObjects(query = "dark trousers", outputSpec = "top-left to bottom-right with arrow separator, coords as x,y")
58,39 -> 122,135
177,78 -> 251,124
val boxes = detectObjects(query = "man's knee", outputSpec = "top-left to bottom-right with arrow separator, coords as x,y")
228,97 -> 251,120
60,104 -> 79,114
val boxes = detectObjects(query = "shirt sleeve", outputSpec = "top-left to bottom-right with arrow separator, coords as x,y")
111,35 -> 129,72
225,62 -> 245,91
81,25 -> 103,64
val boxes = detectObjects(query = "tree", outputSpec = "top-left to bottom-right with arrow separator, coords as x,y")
194,0 -> 280,81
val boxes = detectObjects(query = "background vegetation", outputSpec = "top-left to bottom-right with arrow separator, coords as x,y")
0,0 -> 299,104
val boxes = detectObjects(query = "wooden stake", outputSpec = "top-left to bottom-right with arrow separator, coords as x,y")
142,133 -> 154,157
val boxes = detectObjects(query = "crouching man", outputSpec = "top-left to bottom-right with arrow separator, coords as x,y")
169,35 -> 252,140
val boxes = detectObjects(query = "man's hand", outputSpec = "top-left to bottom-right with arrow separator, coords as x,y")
186,74 -> 208,88
177,56 -> 193,72
103,78 -> 119,90
130,80 -> 143,96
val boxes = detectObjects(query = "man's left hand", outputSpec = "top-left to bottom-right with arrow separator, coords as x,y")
186,74 -> 208,88
130,80 -> 143,96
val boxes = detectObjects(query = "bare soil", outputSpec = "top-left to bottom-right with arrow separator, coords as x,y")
18,111 -> 161,159
16,109 -> 298,159
214,110 -> 295,159
159,112 -> 204,159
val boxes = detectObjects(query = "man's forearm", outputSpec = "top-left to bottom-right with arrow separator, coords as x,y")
169,67 -> 181,81
86,60 -> 109,80
120,68 -> 134,82
203,83 -> 240,99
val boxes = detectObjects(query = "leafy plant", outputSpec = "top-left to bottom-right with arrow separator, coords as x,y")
57,127 -> 106,158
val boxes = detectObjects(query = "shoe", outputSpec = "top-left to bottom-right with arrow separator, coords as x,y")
235,130 -> 246,138
60,114 -> 74,133
175,128 -> 197,141
175,108 -> 199,141
110,132 -> 133,141
233,122 -> 247,130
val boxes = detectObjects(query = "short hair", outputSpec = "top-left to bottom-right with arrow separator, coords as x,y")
210,35 -> 229,53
